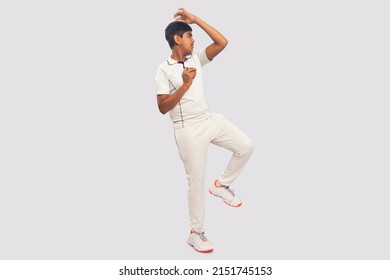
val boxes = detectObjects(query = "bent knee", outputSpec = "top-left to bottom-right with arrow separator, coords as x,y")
237,137 -> 254,157
244,138 -> 254,155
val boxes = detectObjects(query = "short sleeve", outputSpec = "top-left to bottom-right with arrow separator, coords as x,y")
155,67 -> 169,95
196,49 -> 211,67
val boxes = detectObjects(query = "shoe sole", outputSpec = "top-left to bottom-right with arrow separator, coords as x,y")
188,242 -> 214,253
208,190 -> 242,207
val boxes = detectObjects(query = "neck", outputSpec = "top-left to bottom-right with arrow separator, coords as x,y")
171,49 -> 189,62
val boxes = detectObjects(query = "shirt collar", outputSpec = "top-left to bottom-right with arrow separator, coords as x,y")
167,53 -> 192,65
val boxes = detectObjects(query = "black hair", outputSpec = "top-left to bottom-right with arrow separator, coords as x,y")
165,21 -> 192,49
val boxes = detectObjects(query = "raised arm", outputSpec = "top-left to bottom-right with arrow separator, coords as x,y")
174,8 -> 228,61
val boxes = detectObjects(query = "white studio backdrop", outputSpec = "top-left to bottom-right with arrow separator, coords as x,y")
0,0 -> 389,260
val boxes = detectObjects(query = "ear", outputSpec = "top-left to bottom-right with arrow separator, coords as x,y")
173,34 -> 181,45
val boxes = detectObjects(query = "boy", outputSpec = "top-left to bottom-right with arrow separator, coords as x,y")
155,8 -> 253,253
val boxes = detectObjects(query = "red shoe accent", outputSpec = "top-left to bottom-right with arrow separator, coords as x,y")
188,243 -> 214,253
214,180 -> 224,188
224,201 -> 242,207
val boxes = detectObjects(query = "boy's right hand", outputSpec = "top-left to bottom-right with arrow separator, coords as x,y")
182,67 -> 197,86
174,8 -> 197,24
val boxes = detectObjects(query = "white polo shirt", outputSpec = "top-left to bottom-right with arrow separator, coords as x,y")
155,49 -> 211,124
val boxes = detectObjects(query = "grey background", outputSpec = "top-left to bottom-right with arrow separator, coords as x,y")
1,0 -> 389,260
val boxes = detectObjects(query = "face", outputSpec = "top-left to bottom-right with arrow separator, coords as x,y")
178,31 -> 195,53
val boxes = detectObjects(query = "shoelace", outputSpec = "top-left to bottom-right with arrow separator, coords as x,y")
224,186 -> 235,196
197,232 -> 208,242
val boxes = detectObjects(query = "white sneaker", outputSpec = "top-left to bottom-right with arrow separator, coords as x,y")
209,180 -> 242,207
187,230 -> 214,253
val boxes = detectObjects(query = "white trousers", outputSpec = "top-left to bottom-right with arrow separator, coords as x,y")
173,112 -> 254,233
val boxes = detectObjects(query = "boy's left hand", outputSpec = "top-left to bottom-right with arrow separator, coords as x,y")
173,8 -> 196,24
